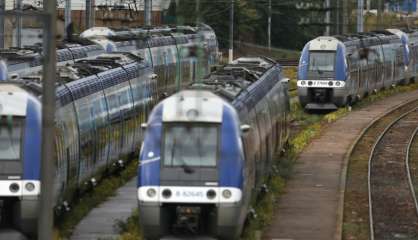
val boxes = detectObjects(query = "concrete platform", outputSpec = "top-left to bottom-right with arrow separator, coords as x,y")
263,90 -> 418,240
70,178 -> 137,240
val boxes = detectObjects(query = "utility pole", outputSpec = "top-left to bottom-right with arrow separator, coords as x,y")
0,0 -> 4,48
65,0 -> 71,39
85,0 -> 94,29
16,0 -> 22,47
144,0 -> 152,26
336,0 -> 340,35
357,0 -> 364,32
268,0 -> 271,50
38,0 -> 57,238
342,0 -> 348,34
195,0 -> 200,25
229,0 -> 234,63
325,0 -> 330,36
377,0 -> 383,30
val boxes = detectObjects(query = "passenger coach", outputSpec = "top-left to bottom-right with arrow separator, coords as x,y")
138,57 -> 290,240
298,30 -> 412,110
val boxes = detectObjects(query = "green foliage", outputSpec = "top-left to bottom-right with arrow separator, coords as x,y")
115,209 -> 142,240
165,0 -> 322,50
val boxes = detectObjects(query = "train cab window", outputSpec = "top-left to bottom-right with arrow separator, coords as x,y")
309,51 -> 335,72
0,116 -> 24,161
163,124 -> 219,167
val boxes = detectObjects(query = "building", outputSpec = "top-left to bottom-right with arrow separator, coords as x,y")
389,0 -> 417,13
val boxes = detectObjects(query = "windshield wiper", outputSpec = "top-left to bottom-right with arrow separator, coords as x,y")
315,66 -> 323,75
171,138 -> 194,174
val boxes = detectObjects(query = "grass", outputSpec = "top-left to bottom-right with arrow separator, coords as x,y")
54,158 -> 139,239
115,209 -> 142,240
282,67 -> 298,97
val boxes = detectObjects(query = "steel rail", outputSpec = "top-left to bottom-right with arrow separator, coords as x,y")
367,107 -> 418,240
406,125 -> 418,217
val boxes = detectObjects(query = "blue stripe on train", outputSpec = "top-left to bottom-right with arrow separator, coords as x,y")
23,95 -> 42,180
137,104 -> 163,187
218,105 -> 243,189
335,43 -> 347,81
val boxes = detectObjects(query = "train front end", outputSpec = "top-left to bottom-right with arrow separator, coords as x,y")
0,83 -> 41,235
138,90 -> 244,240
297,36 -> 348,110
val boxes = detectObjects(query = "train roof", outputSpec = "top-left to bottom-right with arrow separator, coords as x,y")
16,52 -> 147,101
332,30 -> 401,48
81,25 -> 209,44
189,57 -> 276,101
162,90 -> 224,123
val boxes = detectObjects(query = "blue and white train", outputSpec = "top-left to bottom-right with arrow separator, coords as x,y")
0,24 -> 218,237
297,29 -> 418,110
1,23 -> 219,82
137,57 -> 290,240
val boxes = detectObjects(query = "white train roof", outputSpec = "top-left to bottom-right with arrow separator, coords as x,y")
309,36 -> 340,51
162,90 -> 224,123
0,84 -> 28,117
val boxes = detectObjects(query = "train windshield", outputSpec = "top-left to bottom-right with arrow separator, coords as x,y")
0,116 -> 23,161
163,123 -> 218,167
309,51 -> 335,72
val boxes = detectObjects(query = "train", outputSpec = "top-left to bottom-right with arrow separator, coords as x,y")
297,29 -> 418,110
0,24 -> 218,236
1,23 -> 219,81
137,57 -> 290,240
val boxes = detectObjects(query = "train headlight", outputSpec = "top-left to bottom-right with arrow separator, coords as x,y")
301,81 -> 306,86
336,81 -> 341,87
162,189 -> 172,199
328,81 -> 333,87
308,81 -> 313,86
207,189 -> 216,199
146,188 -> 157,198
222,189 -> 232,199
25,182 -> 35,192
9,183 -> 19,193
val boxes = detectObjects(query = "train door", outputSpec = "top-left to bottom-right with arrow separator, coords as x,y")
103,87 -> 122,166
116,83 -> 135,158
166,46 -> 177,94
254,96 -> 270,179
58,86 -> 81,195
376,46 -> 385,90
90,91 -> 110,170
245,107 -> 261,190
237,103 -> 254,205
358,53 -> 367,97
55,102 -> 70,197
151,46 -> 167,95
74,94 -> 95,183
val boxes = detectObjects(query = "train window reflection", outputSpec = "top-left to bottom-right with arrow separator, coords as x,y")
0,116 -> 23,161
163,124 -> 218,167
309,51 -> 335,72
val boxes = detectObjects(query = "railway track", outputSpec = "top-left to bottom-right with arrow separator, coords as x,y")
343,99 -> 418,240
368,108 -> 418,239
